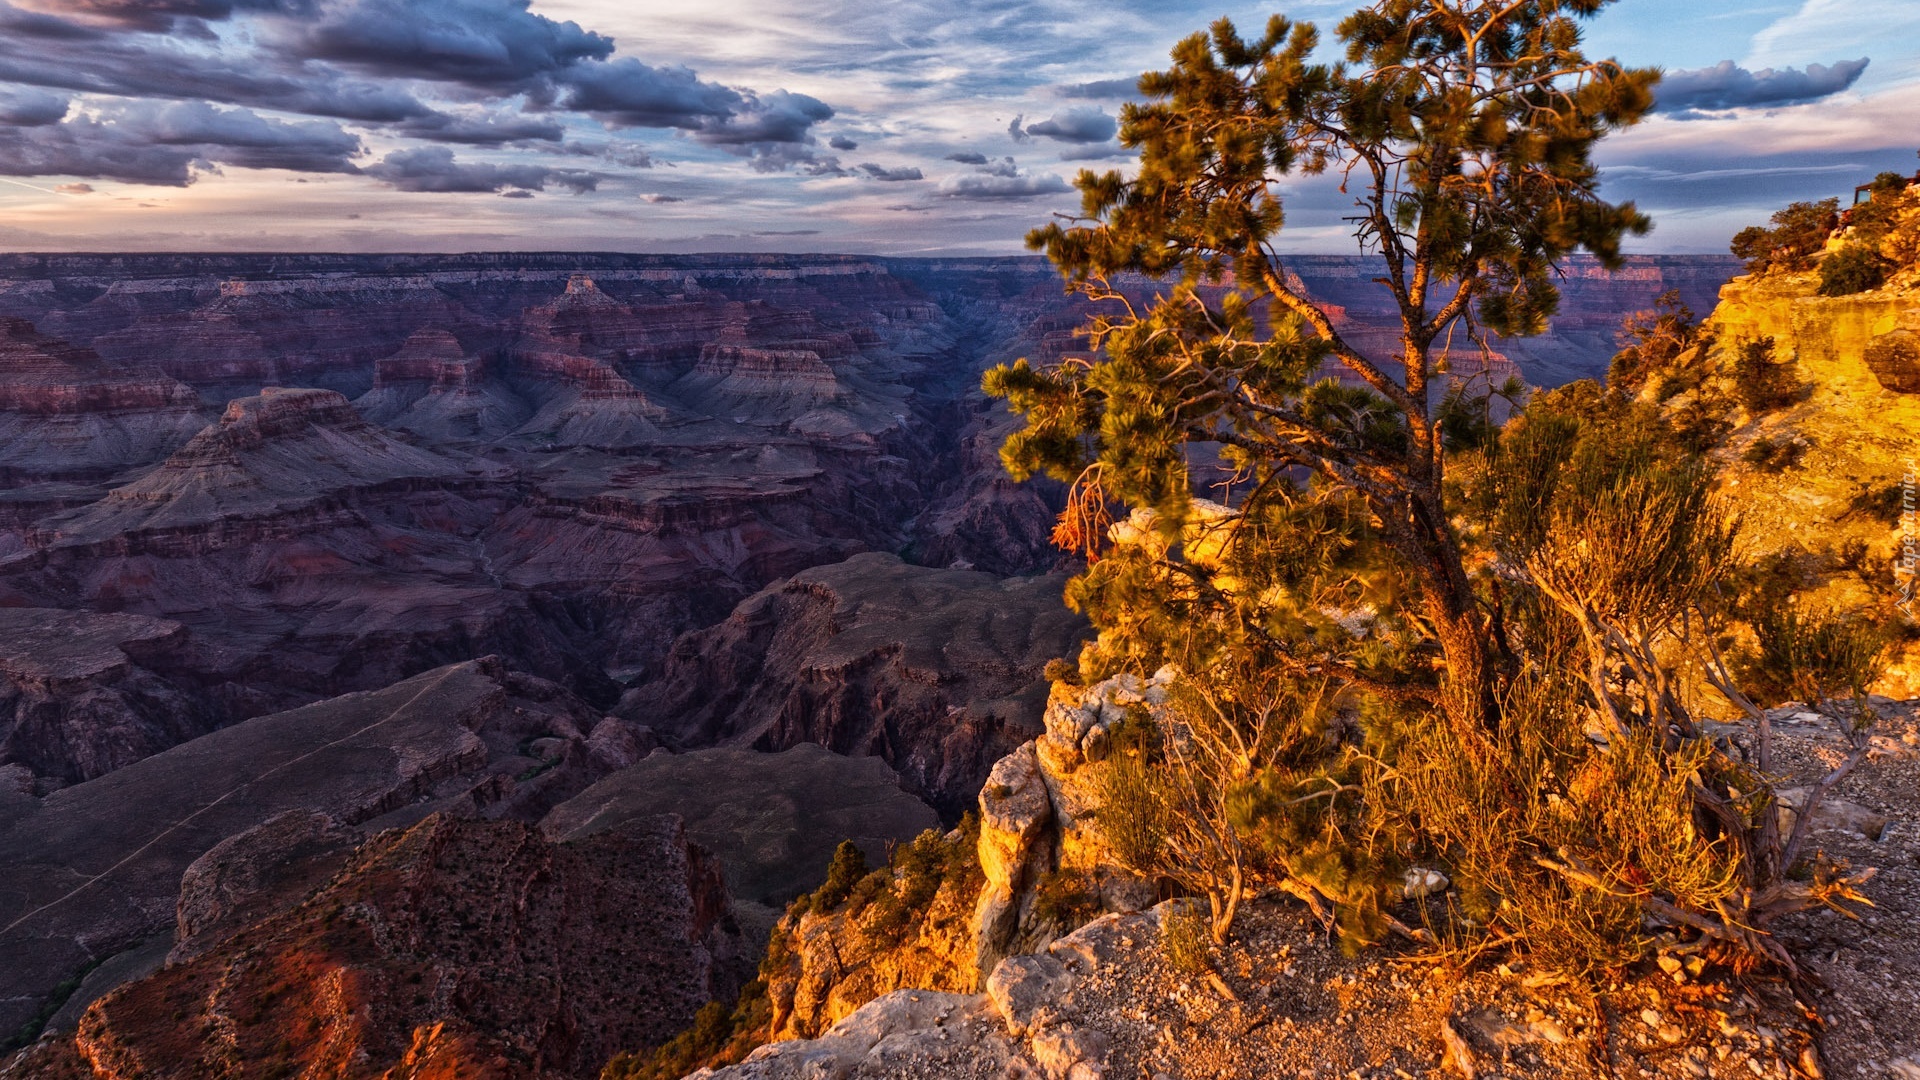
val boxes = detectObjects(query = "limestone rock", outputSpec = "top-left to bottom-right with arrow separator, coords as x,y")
988,953 -> 1074,1036
0,607 -> 219,787
76,813 -> 748,1080
170,808 -> 358,962
1865,327 -> 1920,392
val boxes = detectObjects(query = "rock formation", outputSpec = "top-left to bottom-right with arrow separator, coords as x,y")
622,553 -> 1089,816
354,329 -> 530,441
0,657 -> 620,1041
543,744 -> 940,918
0,608 -> 217,790
0,319 -> 204,485
0,250 -> 1780,1078
1659,270 -> 1920,693
67,813 -> 745,1080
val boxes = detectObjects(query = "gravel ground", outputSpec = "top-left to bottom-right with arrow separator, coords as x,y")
1765,698 -> 1920,1080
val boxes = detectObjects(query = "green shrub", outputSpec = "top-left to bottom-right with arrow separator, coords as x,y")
600,980 -> 773,1080
810,840 -> 868,912
1609,289 -> 1701,394
1730,198 -> 1839,273
1817,244 -> 1890,296
1159,904 -> 1213,976
1732,338 -> 1803,413
1030,867 -> 1104,931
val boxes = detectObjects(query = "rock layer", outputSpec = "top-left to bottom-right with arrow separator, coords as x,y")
0,608 -> 217,788
0,657 -> 618,1039
75,813 -> 745,1080
623,553 -> 1089,816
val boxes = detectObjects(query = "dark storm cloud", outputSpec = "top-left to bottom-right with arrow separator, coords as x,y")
692,91 -> 833,145
0,101 -> 359,184
283,0 -> 611,87
12,0 -> 313,30
118,100 -> 363,171
1057,77 -> 1138,99
393,110 -> 565,145
945,151 -> 989,165
0,117 -> 200,184
828,134 -> 858,151
559,58 -> 743,128
858,162 -> 923,181
0,0 -> 834,189
1656,58 -> 1870,113
0,3 -> 111,41
0,28 -> 432,122
364,145 -> 597,193
0,85 -> 68,125
1024,106 -> 1116,144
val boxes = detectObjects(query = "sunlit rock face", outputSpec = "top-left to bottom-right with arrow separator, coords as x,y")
73,813 -> 747,1080
1688,272 -> 1920,694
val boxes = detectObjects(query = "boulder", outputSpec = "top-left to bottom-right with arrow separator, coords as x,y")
1865,327 -> 1920,393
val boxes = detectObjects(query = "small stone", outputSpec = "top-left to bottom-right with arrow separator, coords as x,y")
1642,1009 -> 1662,1028
1403,868 -> 1449,900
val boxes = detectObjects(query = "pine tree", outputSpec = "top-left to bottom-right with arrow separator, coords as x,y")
989,1 -> 1878,971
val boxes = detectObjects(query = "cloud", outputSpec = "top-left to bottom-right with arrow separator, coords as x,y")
828,134 -> 858,150
0,100 -> 360,184
0,30 -> 434,122
641,193 -> 682,203
0,0 -> 831,167
733,143 -> 843,176
0,117 -> 204,185
1057,77 -> 1138,99
1058,143 -> 1132,161
117,100 -> 363,172
0,85 -> 68,125
694,90 -> 833,145
1006,114 -> 1028,142
944,151 -> 988,165
1655,58 -> 1870,113
857,162 -> 923,181
55,182 -> 94,194
364,145 -> 597,193
282,0 -> 612,87
939,169 -> 1069,199
499,188 -> 534,198
1024,106 -> 1116,144
392,110 -> 565,145
10,0 -> 311,31
553,56 -> 741,128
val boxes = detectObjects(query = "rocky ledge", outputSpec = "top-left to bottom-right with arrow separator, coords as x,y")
698,897 -> 1824,1080
18,812 -> 747,1080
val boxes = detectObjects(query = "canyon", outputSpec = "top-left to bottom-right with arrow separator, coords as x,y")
0,251 -> 1745,1073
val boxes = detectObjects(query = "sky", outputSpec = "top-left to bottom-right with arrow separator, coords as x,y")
0,0 -> 1914,255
